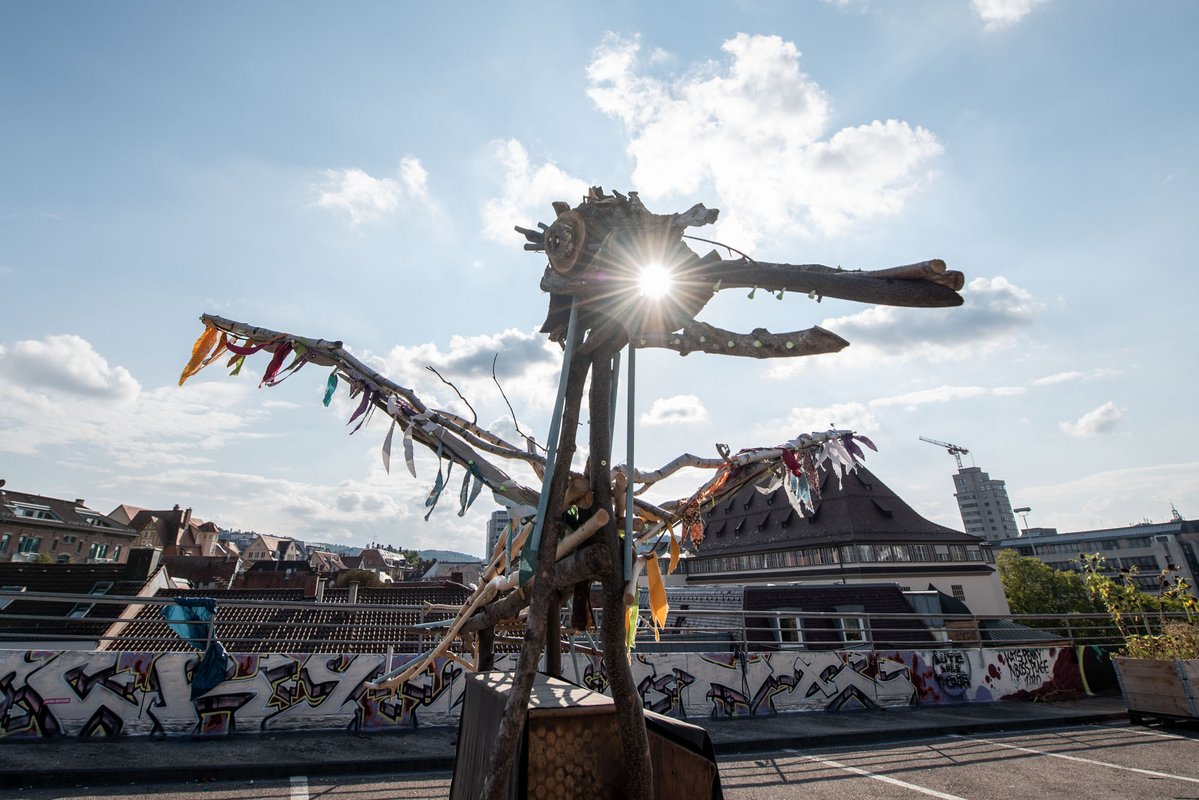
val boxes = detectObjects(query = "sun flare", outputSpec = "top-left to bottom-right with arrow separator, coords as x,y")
637,263 -> 674,299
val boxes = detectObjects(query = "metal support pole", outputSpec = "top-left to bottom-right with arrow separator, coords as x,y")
608,349 -> 621,442
522,302 -> 580,584
624,345 -> 636,581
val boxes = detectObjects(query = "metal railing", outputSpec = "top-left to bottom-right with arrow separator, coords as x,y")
1,588 -> 1188,656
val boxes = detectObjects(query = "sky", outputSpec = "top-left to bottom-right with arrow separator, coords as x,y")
2,1 -> 1196,559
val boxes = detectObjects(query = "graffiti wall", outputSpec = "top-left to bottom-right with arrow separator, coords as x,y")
0,646 -> 1081,738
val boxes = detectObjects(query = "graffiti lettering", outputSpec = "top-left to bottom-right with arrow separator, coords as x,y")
0,645 -> 1079,738
1001,649 -> 1050,688
932,650 -> 971,697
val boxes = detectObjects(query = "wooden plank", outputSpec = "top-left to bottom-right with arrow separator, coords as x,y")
1123,690 -> 1193,717
1114,657 -> 1199,718
648,731 -> 717,800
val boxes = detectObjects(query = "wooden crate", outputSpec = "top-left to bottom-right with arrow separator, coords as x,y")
1113,657 -> 1199,720
451,672 -> 719,799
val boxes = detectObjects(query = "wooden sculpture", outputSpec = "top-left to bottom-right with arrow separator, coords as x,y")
180,186 -> 963,799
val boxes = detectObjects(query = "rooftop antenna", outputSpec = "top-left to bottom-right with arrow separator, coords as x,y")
918,436 -> 971,470
1171,501 -> 1183,522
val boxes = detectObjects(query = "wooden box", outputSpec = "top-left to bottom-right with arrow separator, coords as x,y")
1113,657 -> 1199,721
451,672 -> 718,800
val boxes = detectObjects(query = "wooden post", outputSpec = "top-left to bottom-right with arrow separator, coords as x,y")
588,345 -> 654,800
478,626 -> 495,672
479,340 -> 591,800
545,590 -> 562,678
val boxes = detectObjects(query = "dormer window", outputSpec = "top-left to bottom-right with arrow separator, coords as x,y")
0,585 -> 25,611
5,502 -> 60,521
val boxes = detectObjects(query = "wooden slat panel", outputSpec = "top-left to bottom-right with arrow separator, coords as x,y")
1115,657 -> 1199,718
648,731 -> 717,800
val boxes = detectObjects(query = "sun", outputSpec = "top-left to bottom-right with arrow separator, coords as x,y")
637,263 -> 674,299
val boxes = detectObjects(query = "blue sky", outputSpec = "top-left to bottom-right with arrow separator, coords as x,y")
2,1 -> 1196,558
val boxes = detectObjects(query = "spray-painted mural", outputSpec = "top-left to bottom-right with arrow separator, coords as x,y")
0,646 -> 1082,739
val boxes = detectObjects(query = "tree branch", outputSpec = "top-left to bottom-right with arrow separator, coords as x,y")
635,323 -> 849,359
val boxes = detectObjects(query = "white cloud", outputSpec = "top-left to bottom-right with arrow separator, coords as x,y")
1032,370 -> 1083,386
0,334 -> 140,400
586,33 -> 942,246
972,0 -> 1050,31
313,157 -> 433,225
378,327 -> 564,415
992,386 -> 1027,396
870,385 -> 989,409
480,140 -> 591,243
1031,368 -> 1119,386
1059,400 -> 1126,437
0,335 -> 272,464
640,395 -> 709,426
814,276 -> 1043,363
1019,461 -> 1199,532
775,401 -> 879,436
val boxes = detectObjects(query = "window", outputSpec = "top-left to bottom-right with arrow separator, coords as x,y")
88,543 -> 109,560
0,533 -> 9,552
17,536 -> 42,554
67,581 -> 114,618
0,585 -> 26,611
835,605 -> 867,645
839,616 -> 867,644
776,616 -> 804,647
5,502 -> 60,521
951,584 -> 966,602
112,545 -> 122,561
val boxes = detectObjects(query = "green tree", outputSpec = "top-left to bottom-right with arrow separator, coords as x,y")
996,550 -> 1098,616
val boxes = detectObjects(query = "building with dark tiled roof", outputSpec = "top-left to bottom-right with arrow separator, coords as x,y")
0,548 -> 171,649
308,549 -> 348,574
0,489 -> 137,565
161,554 -> 242,590
418,559 -> 485,588
682,464 -> 1009,615
105,582 -> 472,654
644,583 -> 938,651
343,547 -> 408,581
114,504 -> 228,557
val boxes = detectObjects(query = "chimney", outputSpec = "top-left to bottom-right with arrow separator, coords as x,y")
347,581 -> 359,604
123,547 -> 163,581
75,499 -> 86,507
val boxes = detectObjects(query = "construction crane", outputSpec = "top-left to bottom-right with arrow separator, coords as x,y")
919,436 -> 971,469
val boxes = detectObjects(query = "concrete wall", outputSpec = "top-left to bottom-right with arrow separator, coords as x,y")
0,645 -> 1081,738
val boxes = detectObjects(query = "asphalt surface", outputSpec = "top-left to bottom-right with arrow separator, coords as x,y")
0,695 -> 1131,790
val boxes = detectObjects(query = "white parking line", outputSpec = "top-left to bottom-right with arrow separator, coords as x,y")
1116,725 -> 1199,742
782,749 -> 968,800
949,734 -> 1199,784
290,775 -> 309,800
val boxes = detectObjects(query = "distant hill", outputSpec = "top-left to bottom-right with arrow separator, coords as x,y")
420,548 -> 483,562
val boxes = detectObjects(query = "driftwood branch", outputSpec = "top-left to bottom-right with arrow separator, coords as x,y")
635,323 -> 849,359
199,314 -> 540,508
538,257 -> 964,310
460,543 -> 610,635
693,258 -> 965,306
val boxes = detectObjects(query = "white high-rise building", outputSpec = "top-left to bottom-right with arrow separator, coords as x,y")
486,509 -> 511,557
953,467 -> 1020,541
